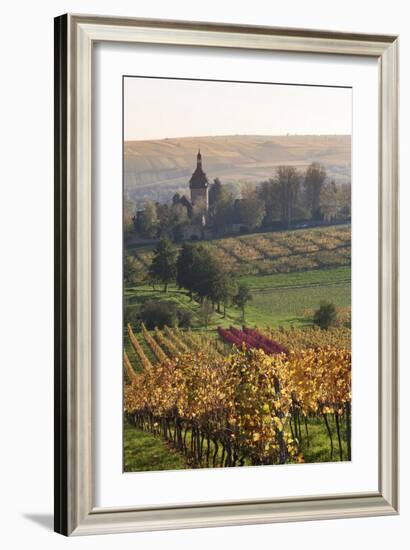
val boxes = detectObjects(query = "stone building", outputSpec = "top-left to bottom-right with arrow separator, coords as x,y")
134,150 -> 215,241
189,149 -> 209,210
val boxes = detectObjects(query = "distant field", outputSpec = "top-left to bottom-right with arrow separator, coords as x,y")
124,134 -> 351,202
128,225 -> 351,278
238,265 -> 350,290
247,277 -> 350,327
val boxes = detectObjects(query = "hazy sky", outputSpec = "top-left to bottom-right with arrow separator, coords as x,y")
124,77 -> 352,141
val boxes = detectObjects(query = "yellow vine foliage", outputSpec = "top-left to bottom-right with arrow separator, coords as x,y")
123,351 -> 139,384
154,327 -> 180,357
164,325 -> 190,353
141,323 -> 168,363
127,324 -> 152,370
124,344 -> 351,464
267,326 -> 351,350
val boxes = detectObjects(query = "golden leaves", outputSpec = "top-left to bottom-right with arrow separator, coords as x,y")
124,325 -> 351,465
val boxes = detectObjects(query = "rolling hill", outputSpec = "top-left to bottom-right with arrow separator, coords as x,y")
124,134 -> 351,204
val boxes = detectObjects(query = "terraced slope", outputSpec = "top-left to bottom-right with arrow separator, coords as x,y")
129,225 -> 351,277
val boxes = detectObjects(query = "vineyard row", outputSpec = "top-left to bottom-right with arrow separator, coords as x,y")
124,325 -> 351,467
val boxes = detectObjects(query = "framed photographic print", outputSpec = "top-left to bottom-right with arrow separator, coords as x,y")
54,14 -> 399,536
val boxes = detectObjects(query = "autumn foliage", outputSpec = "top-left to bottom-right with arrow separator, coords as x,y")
124,327 -> 351,467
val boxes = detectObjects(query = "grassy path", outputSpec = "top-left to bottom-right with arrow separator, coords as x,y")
124,422 -> 186,472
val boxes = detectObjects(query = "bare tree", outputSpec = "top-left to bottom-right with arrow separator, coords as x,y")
275,166 -> 302,228
304,162 -> 327,220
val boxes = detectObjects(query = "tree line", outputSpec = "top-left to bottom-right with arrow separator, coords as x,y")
209,162 -> 350,233
129,162 -> 351,241
125,239 -> 344,330
130,239 -> 252,324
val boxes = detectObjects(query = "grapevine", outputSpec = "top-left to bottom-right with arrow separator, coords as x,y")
140,323 -> 168,363
154,327 -> 180,357
123,350 -> 139,384
124,342 -> 351,467
127,323 -> 152,370
164,325 -> 190,353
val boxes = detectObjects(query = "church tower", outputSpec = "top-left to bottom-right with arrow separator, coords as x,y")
189,149 -> 209,210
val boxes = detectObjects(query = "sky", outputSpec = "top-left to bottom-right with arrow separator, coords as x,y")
124,77 -> 352,142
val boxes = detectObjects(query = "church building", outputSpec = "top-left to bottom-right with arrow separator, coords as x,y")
189,149 -> 209,210
134,149 -> 214,241
171,149 -> 211,240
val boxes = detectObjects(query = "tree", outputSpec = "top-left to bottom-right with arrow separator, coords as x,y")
139,200 -> 158,238
313,301 -> 338,329
234,284 -> 252,322
171,202 -> 188,225
191,248 -> 220,303
208,267 -> 236,315
176,243 -> 212,301
124,305 -> 140,326
124,199 -> 136,238
208,177 -> 223,213
338,182 -> 351,220
197,298 -> 214,329
275,166 -> 301,228
176,243 -> 234,313
169,202 -> 189,242
304,162 -> 327,220
156,203 -> 172,238
237,191 -> 266,231
212,187 -> 235,235
177,308 -> 193,328
320,180 -> 339,222
177,243 -> 203,298
192,248 -> 236,311
176,243 -> 197,298
258,179 -> 282,225
139,300 -> 178,329
124,254 -> 143,286
221,278 -> 238,318
148,239 -> 177,292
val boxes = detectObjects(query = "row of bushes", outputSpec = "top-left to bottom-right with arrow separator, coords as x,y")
125,300 -> 192,330
125,299 -> 341,333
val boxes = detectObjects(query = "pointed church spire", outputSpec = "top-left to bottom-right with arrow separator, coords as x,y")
189,147 -> 209,210
190,147 -> 208,190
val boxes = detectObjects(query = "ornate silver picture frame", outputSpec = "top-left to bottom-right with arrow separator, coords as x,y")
54,14 -> 399,536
